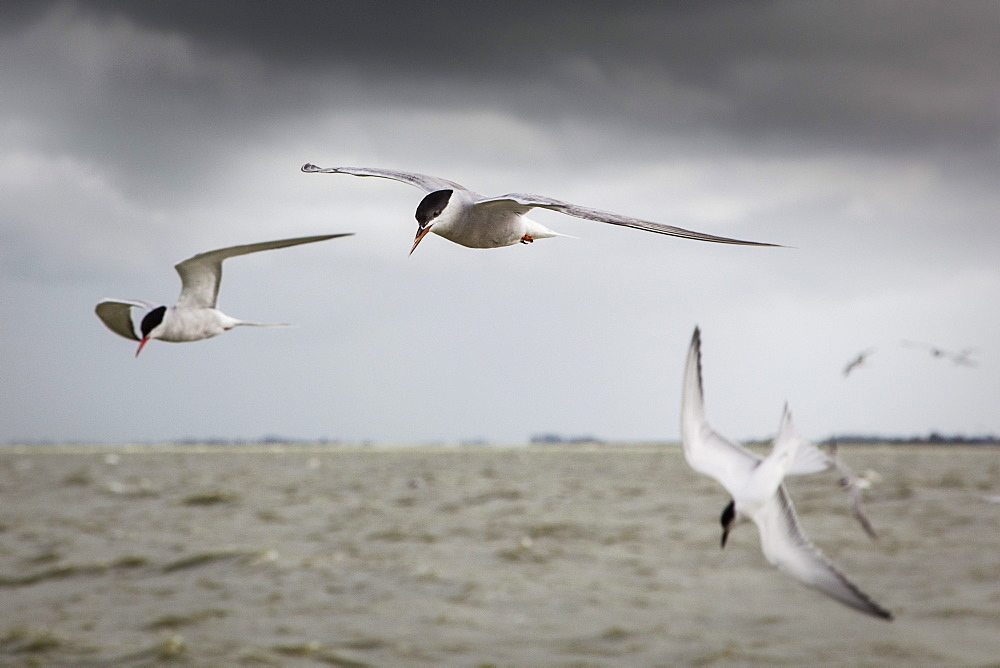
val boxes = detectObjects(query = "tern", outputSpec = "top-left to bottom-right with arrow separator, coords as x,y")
843,348 -> 877,377
95,234 -> 351,356
681,327 -> 892,620
301,163 -> 781,254
901,340 -> 980,367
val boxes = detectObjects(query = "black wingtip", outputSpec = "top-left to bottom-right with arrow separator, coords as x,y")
691,326 -> 704,400
870,604 -> 894,621
301,163 -> 319,172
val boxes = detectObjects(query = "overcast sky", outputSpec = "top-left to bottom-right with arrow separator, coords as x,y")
2,1 -> 998,445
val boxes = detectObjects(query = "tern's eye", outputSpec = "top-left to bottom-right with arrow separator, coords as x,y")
415,189 -> 453,225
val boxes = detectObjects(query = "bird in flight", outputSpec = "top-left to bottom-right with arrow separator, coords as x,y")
901,340 -> 979,367
680,327 -> 892,619
843,348 -> 877,377
302,163 -> 781,254
95,234 -> 351,356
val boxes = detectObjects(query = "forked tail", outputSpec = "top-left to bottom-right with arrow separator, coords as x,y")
233,321 -> 296,328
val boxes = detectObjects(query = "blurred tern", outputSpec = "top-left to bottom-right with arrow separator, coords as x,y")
681,327 -> 892,620
301,163 -> 781,254
843,348 -> 877,377
901,340 -> 980,367
96,234 -> 351,356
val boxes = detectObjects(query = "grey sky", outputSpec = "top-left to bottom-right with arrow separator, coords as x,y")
2,1 -> 998,444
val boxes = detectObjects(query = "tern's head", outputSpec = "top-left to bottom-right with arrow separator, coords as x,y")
410,189 -> 453,254
136,305 -> 167,357
720,499 -> 737,548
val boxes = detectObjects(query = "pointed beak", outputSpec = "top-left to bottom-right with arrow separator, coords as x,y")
409,225 -> 432,255
720,526 -> 731,549
136,336 -> 151,357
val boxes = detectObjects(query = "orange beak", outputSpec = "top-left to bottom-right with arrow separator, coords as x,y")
136,336 -> 151,358
409,225 -> 432,255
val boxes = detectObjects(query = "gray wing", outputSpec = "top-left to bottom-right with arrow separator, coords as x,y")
301,163 -> 465,193
481,193 -> 782,247
175,234 -> 351,309
681,327 -> 761,495
95,299 -> 158,341
754,487 -> 892,620
827,443 -> 879,540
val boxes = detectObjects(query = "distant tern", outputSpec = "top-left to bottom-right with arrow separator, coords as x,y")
824,441 -> 879,541
95,234 -> 351,356
301,163 -> 781,254
681,327 -> 892,620
901,340 -> 980,367
843,348 -> 877,377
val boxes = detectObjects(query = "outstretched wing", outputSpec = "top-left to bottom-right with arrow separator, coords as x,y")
753,487 -> 892,620
681,327 -> 761,496
481,193 -> 782,247
95,299 -> 158,341
826,443 -> 879,540
175,234 -> 351,309
301,163 -> 466,194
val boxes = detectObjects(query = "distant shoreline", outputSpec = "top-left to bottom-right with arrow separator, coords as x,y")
2,440 -> 997,455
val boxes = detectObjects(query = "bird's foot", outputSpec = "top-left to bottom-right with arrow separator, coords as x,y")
520,235 -> 534,244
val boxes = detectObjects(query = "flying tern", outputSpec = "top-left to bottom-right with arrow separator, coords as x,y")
843,348 -> 877,377
301,163 -> 781,254
681,327 -> 892,620
901,340 -> 980,367
95,234 -> 351,356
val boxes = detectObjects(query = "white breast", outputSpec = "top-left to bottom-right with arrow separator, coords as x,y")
156,308 -> 234,342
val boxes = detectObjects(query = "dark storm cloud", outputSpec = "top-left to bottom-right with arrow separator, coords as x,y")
27,0 -> 999,154
3,0 -> 997,281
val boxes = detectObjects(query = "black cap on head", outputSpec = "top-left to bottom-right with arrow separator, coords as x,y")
415,189 -> 452,227
720,499 -> 736,548
140,305 -> 167,338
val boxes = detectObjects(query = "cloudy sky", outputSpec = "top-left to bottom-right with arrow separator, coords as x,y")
2,1 -> 998,445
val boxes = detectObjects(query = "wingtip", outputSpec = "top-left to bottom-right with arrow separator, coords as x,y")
301,162 -> 320,172
777,403 -> 794,437
853,593 -> 894,621
865,598 -> 894,621
756,239 -> 794,249
684,326 -> 706,407
719,237 -> 791,249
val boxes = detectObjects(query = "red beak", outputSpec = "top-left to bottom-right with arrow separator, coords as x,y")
409,226 -> 432,255
136,336 -> 151,357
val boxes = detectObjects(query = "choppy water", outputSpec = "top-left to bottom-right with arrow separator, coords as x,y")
1,444 -> 998,666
